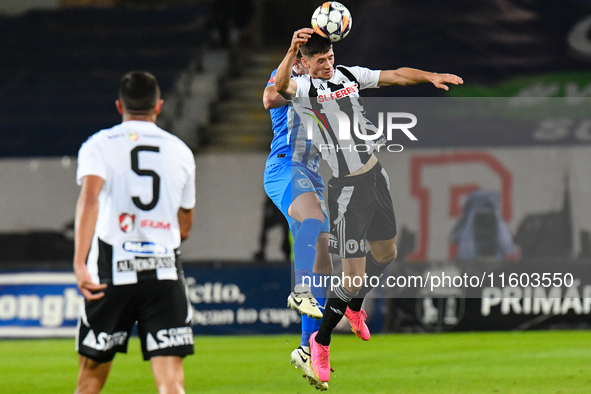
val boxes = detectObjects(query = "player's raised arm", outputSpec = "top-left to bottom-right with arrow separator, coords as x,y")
378,68 -> 463,91
275,28 -> 313,100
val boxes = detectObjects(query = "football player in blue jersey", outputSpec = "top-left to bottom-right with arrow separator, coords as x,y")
263,52 -> 332,391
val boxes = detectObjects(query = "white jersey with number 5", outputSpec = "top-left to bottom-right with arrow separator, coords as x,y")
76,120 -> 196,285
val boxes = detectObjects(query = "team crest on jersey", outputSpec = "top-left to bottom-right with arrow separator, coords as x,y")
346,239 -> 359,254
119,213 -> 135,233
126,131 -> 139,141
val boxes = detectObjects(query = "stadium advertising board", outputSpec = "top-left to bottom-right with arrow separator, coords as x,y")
182,264 -> 301,335
388,259 -> 591,332
0,265 -> 301,338
2,260 -> 591,337
0,273 -> 81,338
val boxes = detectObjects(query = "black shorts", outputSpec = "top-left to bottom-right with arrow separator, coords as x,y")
327,161 -> 397,258
76,277 -> 194,363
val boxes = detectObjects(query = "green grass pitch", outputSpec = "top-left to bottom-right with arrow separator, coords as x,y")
1,331 -> 591,393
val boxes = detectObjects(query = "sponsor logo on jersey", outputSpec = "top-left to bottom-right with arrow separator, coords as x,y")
122,240 -> 168,255
268,75 -> 276,84
328,234 -> 338,249
117,257 -> 175,272
141,220 -> 171,230
82,330 -> 128,351
317,83 -> 358,103
146,327 -> 194,351
119,213 -> 135,233
126,131 -> 139,141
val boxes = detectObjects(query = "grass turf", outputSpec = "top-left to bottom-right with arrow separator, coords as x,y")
1,331 -> 590,393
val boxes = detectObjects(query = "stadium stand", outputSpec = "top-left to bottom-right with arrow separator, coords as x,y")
0,5 -> 219,157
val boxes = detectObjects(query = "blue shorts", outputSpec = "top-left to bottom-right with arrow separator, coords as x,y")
264,162 -> 330,234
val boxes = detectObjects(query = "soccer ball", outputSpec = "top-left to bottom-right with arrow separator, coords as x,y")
311,1 -> 352,42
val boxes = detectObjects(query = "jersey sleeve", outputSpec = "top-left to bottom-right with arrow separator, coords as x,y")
293,76 -> 310,98
180,149 -> 196,210
76,135 -> 108,185
266,69 -> 278,88
344,66 -> 381,90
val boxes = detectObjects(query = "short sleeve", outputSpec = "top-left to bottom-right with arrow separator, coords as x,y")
293,76 -> 310,98
266,69 -> 278,88
343,66 -> 381,90
76,135 -> 108,185
180,151 -> 196,209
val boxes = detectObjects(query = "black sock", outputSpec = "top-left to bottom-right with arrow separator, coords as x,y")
349,252 -> 392,312
315,286 -> 356,346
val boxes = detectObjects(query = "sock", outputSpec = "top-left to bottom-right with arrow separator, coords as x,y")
311,273 -> 329,332
301,315 -> 316,346
315,285 -> 357,346
349,252 -> 392,312
293,219 -> 323,286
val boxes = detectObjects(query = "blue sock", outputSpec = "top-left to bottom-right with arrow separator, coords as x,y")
293,218 -> 323,286
312,273 -> 329,332
301,315 -> 315,347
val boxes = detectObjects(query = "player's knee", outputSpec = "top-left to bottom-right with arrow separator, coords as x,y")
307,209 -> 325,222
374,243 -> 397,264
314,257 -> 333,275
389,244 -> 398,262
156,381 -> 184,394
155,374 -> 184,394
75,357 -> 111,394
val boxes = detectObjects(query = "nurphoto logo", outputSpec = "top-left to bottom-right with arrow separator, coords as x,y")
304,107 -> 417,153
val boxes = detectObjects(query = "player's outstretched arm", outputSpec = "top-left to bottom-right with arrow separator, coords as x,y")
275,28 -> 313,100
74,175 -> 107,301
378,68 -> 463,91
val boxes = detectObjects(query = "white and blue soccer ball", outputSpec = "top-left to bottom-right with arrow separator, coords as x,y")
311,1 -> 352,42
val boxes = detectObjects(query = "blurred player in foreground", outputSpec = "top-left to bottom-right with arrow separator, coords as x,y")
263,51 -> 332,390
73,71 -> 196,394
275,28 -> 463,384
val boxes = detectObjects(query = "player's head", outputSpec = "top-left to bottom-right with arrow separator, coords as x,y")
300,34 -> 334,80
294,50 -> 308,76
116,71 -> 163,119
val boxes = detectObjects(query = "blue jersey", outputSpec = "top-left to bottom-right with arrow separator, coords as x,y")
265,69 -> 320,171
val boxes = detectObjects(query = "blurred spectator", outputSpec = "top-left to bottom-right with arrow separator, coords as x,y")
253,196 -> 291,263
450,190 -> 516,261
60,0 -> 115,7
212,0 -> 254,47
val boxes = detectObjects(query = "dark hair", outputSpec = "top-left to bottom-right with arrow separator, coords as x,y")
119,71 -> 160,114
300,34 -> 332,58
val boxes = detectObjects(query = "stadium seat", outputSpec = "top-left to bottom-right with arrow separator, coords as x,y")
0,5 -> 213,157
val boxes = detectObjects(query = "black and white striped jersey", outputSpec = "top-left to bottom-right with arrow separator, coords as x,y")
291,65 -> 381,178
76,121 -> 196,285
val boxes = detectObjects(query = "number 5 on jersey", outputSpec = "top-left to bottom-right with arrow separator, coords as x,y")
131,145 -> 160,211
